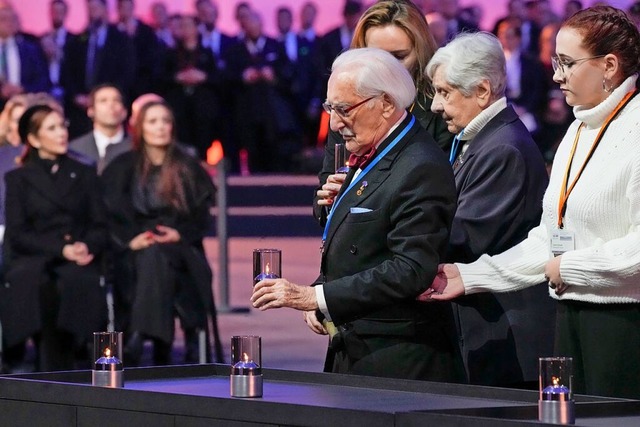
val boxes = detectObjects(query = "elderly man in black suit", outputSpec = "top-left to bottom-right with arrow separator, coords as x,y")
252,47 -> 463,382
69,83 -> 130,175
422,32 -> 554,388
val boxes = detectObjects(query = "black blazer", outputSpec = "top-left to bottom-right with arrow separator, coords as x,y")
321,114 -> 456,323
446,104 -> 555,386
63,24 -> 135,98
317,114 -> 462,380
0,155 -> 107,346
313,93 -> 452,226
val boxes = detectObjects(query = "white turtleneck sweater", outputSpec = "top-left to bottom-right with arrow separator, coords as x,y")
459,75 -> 640,304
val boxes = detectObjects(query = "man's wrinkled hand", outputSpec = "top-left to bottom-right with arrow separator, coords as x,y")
251,278 -> 318,311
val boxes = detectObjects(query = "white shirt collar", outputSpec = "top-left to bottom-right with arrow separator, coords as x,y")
93,128 -> 125,159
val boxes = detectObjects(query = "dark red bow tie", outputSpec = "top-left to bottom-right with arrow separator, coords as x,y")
348,148 -> 376,170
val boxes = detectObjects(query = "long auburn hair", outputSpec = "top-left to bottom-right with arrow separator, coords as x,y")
132,100 -> 194,213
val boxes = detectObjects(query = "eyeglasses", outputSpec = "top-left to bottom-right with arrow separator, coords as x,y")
551,55 -> 606,75
322,96 -> 376,118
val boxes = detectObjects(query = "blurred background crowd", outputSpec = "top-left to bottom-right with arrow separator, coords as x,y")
1,0 -> 638,175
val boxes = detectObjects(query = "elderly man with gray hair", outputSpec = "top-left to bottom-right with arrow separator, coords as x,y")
421,32 -> 553,388
252,47 -> 463,381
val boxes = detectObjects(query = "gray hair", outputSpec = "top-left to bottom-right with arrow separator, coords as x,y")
331,47 -> 415,110
425,32 -> 506,98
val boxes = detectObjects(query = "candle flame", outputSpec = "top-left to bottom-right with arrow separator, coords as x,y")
243,352 -> 250,362
552,376 -> 559,386
104,347 -> 111,357
265,263 -> 270,275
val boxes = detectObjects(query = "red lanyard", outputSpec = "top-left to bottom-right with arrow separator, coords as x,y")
557,89 -> 637,228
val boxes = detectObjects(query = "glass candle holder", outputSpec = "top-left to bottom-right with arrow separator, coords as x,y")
335,143 -> 349,173
539,357 -> 575,424
92,332 -> 124,388
230,335 -> 263,398
253,249 -> 281,286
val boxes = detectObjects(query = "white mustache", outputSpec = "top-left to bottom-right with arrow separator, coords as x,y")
340,130 -> 355,137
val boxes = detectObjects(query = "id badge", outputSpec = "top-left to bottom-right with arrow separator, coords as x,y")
550,229 -> 575,255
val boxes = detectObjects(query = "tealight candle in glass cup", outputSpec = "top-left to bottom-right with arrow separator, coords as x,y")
253,249 -> 281,286
92,332 -> 124,388
539,357 -> 575,424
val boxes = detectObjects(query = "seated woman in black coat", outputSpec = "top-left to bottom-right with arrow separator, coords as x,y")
102,100 -> 216,365
1,104 -> 108,372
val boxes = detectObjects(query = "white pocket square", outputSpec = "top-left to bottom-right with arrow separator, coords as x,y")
350,207 -> 372,214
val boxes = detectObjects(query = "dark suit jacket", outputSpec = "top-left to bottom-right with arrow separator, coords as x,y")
318,114 -> 463,381
63,24 -> 135,99
446,104 -> 555,386
0,155 -> 107,346
69,131 -> 132,175
312,26 -> 349,104
313,93 -> 452,226
127,19 -> 163,98
508,53 -> 547,119
0,36 -> 51,105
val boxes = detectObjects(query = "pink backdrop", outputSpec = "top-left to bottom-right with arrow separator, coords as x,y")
17,0 -> 632,38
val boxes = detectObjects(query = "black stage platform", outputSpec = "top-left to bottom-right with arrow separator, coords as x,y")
1,364 -> 639,426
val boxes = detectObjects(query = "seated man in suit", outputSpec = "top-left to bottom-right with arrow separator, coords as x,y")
252,47 -> 464,382
69,83 -> 130,175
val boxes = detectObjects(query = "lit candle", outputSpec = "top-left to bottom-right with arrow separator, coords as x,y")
92,346 -> 124,388
232,352 -> 261,376
254,263 -> 279,282
336,162 -> 349,174
94,347 -> 123,371
542,376 -> 570,400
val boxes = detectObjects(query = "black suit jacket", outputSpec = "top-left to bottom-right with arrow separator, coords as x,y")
313,93 -> 452,226
0,156 -> 107,346
318,114 -> 463,381
0,36 -> 51,106
446,104 -> 555,386
508,53 -> 547,118
63,24 -> 135,99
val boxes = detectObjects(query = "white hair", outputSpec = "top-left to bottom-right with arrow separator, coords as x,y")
426,32 -> 507,98
331,47 -> 416,110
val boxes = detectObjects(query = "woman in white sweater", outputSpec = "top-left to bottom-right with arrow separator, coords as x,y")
424,6 -> 640,399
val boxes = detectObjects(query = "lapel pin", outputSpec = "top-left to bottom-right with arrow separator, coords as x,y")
356,181 -> 368,196
70,172 -> 76,178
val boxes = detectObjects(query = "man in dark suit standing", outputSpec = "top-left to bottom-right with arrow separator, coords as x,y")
497,18 -> 547,134
423,32 -> 554,387
40,0 -> 76,106
69,84 -> 130,175
224,11 -> 296,173
116,0 -> 162,99
252,48 -> 463,382
63,0 -> 134,138
312,1 -> 362,115
0,3 -> 50,109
